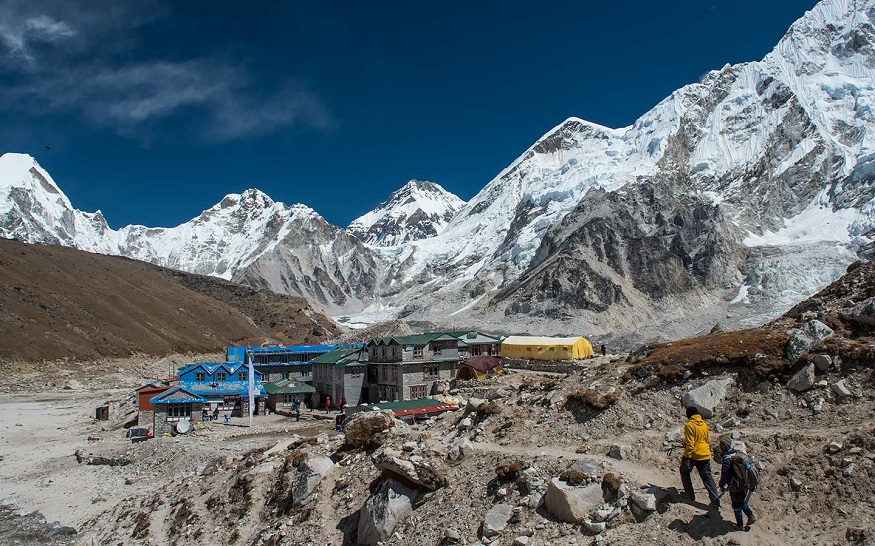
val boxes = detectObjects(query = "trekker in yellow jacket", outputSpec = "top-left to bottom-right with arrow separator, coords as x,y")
679,406 -> 721,508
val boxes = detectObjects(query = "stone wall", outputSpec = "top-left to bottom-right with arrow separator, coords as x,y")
401,361 -> 456,400
153,402 -> 203,436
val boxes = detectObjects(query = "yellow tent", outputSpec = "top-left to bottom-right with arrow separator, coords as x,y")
500,335 -> 594,360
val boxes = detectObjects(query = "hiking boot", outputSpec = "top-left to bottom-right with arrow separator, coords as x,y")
747,514 -> 757,525
736,521 -> 744,530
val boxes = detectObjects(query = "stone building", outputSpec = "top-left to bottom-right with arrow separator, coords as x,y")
366,333 -> 459,402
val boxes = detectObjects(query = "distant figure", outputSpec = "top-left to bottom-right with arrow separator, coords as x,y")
338,395 -> 344,413
600,343 -> 607,357
293,400 -> 301,421
224,413 -> 230,423
718,435 -> 758,529
679,406 -> 721,509
325,396 -> 331,414
202,407 -> 209,421
212,407 -> 219,421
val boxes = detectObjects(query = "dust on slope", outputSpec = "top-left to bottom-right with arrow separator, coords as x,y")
0,239 -> 340,362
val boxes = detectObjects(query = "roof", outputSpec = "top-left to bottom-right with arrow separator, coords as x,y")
311,346 -> 363,365
366,398 -> 458,417
234,344 -> 342,355
136,381 -> 169,391
460,355 -> 502,373
502,335 -> 586,346
178,362 -> 261,376
149,386 -> 207,404
264,379 -> 317,395
448,331 -> 503,345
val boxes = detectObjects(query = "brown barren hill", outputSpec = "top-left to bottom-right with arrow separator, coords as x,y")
0,239 -> 340,361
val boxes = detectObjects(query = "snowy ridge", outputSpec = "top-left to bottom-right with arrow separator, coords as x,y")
347,180 -> 465,246
2,0 -> 875,334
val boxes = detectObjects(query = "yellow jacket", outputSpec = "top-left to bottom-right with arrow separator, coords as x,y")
683,414 -> 712,460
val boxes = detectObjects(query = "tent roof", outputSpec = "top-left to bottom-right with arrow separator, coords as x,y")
502,335 -> 586,346
460,355 -> 502,373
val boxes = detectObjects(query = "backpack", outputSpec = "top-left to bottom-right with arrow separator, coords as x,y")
729,452 -> 760,492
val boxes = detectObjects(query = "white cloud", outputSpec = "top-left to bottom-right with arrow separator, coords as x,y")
0,1 -> 334,141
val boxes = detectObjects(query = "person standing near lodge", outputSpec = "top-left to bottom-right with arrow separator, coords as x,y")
325,395 -> 331,413
679,406 -> 721,509
601,343 -> 607,357
338,395 -> 344,413
294,399 -> 301,421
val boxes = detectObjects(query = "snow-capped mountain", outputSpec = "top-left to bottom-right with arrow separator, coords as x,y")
2,0 -> 874,341
347,180 -> 465,247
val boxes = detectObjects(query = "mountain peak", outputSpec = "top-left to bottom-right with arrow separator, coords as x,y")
347,179 -> 466,246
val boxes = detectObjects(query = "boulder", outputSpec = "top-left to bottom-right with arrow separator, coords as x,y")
664,428 -> 683,443
344,410 -> 395,449
292,456 -> 335,506
840,296 -> 875,326
608,444 -> 632,460
787,364 -> 816,392
569,458 -> 603,478
466,397 -> 487,412
811,354 -> 832,372
357,479 -> 420,546
447,437 -> 475,461
544,479 -> 604,523
481,503 -> 512,538
63,379 -> 82,390
374,451 -> 447,491
787,320 -> 835,363
630,491 -> 657,512
681,379 -> 734,418
513,536 -> 530,546
457,417 -> 473,430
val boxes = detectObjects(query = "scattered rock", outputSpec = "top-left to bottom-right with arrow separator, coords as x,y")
831,380 -> 852,399
840,296 -> 875,326
63,379 -> 82,390
787,364 -> 816,393
786,320 -> 834,364
608,444 -> 632,460
582,520 -> 606,534
630,491 -> 657,512
358,479 -> 420,546
576,445 -> 589,454
292,456 -> 335,506
544,479 -> 604,523
827,441 -> 843,454
482,503 -> 512,538
447,437 -> 475,461
458,417 -> 473,430
374,451 -> 447,491
664,428 -> 683,443
681,378 -> 734,418
789,475 -> 803,492
344,410 -> 395,449
811,354 -> 832,372
512,536 -> 530,546
569,458 -> 602,478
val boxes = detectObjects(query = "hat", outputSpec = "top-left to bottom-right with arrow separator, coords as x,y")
718,434 -> 733,451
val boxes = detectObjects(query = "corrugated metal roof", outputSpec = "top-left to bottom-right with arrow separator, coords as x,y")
311,346 -> 363,365
366,397 -> 458,417
264,379 -> 317,395
502,335 -> 585,346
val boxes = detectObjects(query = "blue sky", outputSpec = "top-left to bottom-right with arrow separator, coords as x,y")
0,0 -> 817,229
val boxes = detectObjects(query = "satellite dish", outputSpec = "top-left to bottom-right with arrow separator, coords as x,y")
175,419 -> 191,434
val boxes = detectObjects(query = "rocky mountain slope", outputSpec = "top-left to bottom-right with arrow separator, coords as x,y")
0,238 -> 339,361
1,0 -> 874,339
52,257 -> 874,546
347,180 -> 465,247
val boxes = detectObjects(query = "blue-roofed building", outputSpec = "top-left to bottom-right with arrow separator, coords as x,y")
149,386 -> 207,435
177,362 -> 267,418
226,344 -> 362,384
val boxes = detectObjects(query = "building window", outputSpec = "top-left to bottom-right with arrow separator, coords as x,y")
282,394 -> 295,406
391,366 -> 399,381
166,403 -> 191,421
195,372 -> 205,382
238,372 -> 247,381
433,344 -> 442,356
472,346 -> 482,356
413,344 -> 424,359
217,372 -> 227,381
281,371 -> 289,380
350,366 -> 363,378
410,385 -> 427,399
425,364 -> 439,379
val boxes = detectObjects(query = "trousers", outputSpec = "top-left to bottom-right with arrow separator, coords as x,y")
680,456 -> 721,505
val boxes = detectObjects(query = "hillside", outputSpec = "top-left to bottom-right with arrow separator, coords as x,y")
0,239 -> 340,362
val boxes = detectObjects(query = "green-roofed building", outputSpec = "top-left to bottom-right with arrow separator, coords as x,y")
448,331 -> 503,360
311,345 -> 368,408
264,379 -> 318,412
366,332 -> 460,402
